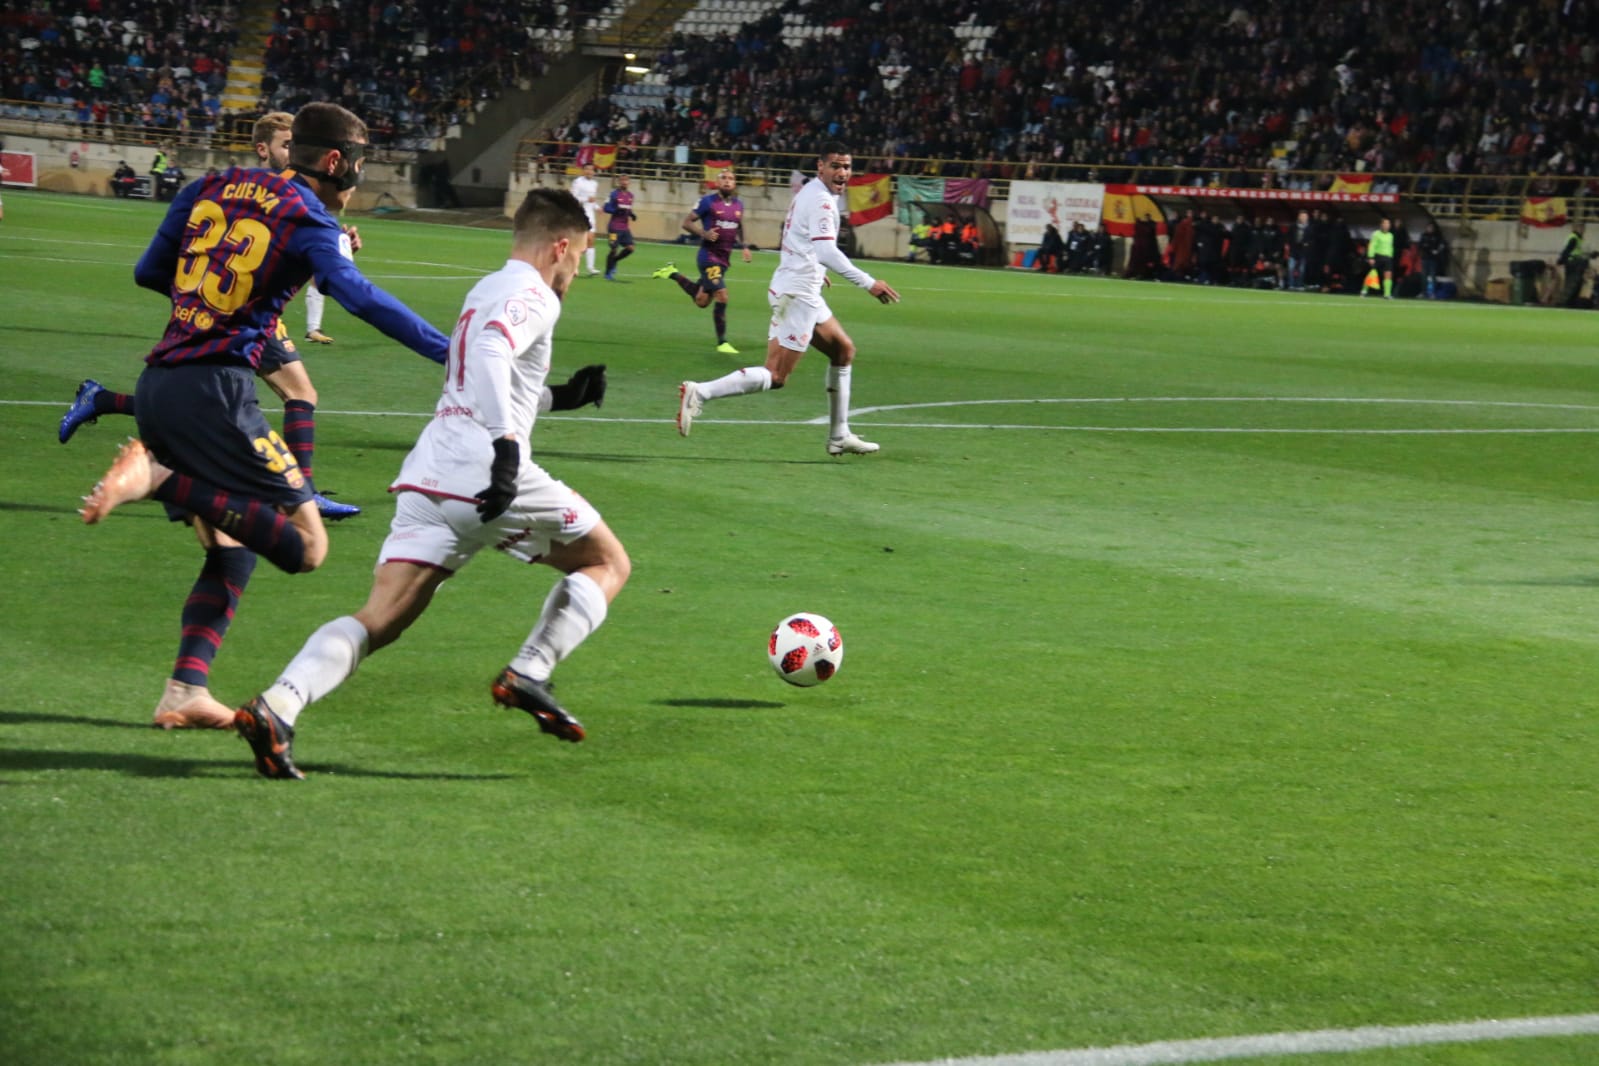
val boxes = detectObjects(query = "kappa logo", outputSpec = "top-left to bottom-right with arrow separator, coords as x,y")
561,507 -> 579,529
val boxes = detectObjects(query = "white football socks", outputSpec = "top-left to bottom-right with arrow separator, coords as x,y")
510,571 -> 609,682
827,363 -> 853,438
261,615 -> 370,725
585,245 -> 597,273
698,365 -> 773,401
304,281 -> 325,333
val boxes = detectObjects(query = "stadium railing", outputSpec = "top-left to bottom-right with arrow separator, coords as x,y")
511,139 -> 1596,224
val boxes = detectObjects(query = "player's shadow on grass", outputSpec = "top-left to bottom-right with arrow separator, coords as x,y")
0,709 -> 150,730
0,500 -> 168,520
655,698 -> 786,709
0,747 -> 517,781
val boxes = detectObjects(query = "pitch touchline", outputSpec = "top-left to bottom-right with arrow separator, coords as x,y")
9,397 -> 1599,434
871,1011 -> 1599,1066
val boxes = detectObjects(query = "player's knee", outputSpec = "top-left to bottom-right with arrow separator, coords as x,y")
298,542 -> 328,573
693,292 -> 711,308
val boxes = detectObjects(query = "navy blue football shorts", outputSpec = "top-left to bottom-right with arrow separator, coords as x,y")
254,330 -> 301,374
135,361 -> 314,522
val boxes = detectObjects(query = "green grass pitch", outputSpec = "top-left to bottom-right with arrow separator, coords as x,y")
1,191 -> 1596,1065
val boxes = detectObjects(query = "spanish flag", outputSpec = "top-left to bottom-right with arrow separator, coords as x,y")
592,145 -> 617,170
1100,185 -> 1166,237
703,159 -> 734,188
1521,196 -> 1568,227
1329,173 -> 1374,194
846,173 -> 893,226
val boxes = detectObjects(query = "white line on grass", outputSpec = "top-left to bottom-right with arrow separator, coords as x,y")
8,397 -> 1599,434
872,1012 -> 1599,1066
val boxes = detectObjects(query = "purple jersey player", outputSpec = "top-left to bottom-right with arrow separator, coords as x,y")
601,174 -> 637,280
78,102 -> 450,733
653,167 -> 754,354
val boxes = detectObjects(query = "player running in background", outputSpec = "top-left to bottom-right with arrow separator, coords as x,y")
675,144 -> 899,455
653,167 -> 753,354
601,173 -> 637,280
60,111 -> 363,520
233,188 -> 627,780
570,161 -> 600,277
79,102 -> 454,730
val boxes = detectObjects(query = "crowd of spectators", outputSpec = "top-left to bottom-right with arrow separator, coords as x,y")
251,0 -> 561,149
570,0 -> 1599,197
0,0 -> 233,139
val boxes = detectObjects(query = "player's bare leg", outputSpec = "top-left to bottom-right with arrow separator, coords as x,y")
812,318 -> 877,455
81,438 -> 171,523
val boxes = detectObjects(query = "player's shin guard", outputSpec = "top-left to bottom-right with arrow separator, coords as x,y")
827,364 -> 854,438
259,615 -> 370,726
153,474 -> 307,574
509,572 -> 608,682
281,399 -> 316,482
698,365 -> 773,400
713,302 -> 727,342
172,546 -> 257,686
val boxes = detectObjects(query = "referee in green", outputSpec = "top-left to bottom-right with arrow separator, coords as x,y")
1364,218 -> 1395,299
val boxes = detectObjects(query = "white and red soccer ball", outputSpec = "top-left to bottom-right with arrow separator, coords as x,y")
767,612 -> 844,687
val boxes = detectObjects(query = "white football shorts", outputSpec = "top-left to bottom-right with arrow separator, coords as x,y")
767,290 -> 833,353
379,466 -> 602,572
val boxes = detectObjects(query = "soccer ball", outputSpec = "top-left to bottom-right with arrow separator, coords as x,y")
767,612 -> 844,687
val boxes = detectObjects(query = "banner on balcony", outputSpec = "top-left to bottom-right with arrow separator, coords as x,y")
1328,173 -> 1374,194
703,159 -> 734,188
1521,197 -> 1568,227
847,173 -> 893,226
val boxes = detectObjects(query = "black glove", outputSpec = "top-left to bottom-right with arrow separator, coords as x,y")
476,437 -> 519,522
547,364 -> 607,411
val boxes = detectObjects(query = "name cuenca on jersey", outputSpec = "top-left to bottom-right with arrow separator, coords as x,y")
392,259 -> 559,501
134,166 -> 448,368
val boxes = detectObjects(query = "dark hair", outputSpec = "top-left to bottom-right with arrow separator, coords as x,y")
513,187 -> 590,243
818,140 -> 852,160
289,102 -> 368,168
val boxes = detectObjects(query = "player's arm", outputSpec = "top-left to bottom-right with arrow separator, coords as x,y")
811,236 -> 897,302
297,226 -> 449,363
603,191 -> 619,217
133,179 -> 204,292
737,219 -> 752,263
681,206 -> 706,239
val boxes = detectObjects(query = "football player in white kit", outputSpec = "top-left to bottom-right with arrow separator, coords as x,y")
234,188 -> 625,779
570,161 -> 600,276
676,141 -> 900,455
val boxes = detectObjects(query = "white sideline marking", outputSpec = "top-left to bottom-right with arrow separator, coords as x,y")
873,1012 -> 1599,1066
9,396 -> 1599,435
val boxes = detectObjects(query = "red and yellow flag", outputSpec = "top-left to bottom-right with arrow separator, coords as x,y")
1521,196 -> 1568,227
592,145 -> 617,170
1328,173 -> 1374,194
846,173 -> 893,226
703,159 -> 734,188
1100,185 -> 1166,237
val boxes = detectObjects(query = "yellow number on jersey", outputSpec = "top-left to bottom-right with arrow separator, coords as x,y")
174,199 -> 272,314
